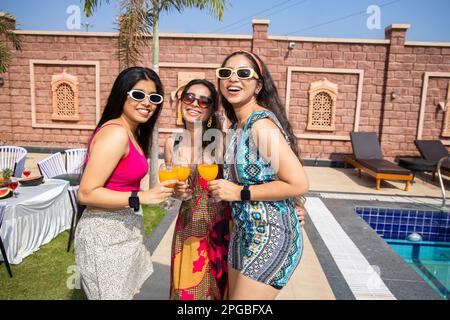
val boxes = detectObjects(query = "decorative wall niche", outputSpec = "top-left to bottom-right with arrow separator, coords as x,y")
307,78 -> 338,132
30,59 -> 100,130
51,69 -> 79,121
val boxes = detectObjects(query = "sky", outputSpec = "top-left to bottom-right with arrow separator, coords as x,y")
1,0 -> 450,41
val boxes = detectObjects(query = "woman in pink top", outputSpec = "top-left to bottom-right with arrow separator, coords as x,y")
75,67 -> 176,300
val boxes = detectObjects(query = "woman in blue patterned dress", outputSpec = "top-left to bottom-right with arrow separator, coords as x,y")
208,51 -> 309,299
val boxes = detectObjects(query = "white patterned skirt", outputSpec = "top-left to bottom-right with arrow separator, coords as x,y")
74,208 -> 153,300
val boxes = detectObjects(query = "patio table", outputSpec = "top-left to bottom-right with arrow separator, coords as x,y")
0,179 -> 71,264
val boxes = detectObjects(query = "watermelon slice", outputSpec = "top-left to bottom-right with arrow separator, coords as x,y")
19,175 -> 42,181
18,175 -> 44,187
0,187 -> 13,200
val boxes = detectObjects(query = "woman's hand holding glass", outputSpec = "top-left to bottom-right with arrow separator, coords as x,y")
139,180 -> 175,205
174,180 -> 192,201
207,179 -> 241,202
174,163 -> 192,201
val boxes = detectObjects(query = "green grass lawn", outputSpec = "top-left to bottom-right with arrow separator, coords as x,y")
0,205 -> 166,300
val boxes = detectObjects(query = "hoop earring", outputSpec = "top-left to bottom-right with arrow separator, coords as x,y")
207,116 -> 213,128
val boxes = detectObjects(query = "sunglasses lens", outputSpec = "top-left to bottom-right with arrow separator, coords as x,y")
131,90 -> 145,101
182,93 -> 195,105
149,94 -> 163,104
218,68 -> 232,79
237,69 -> 252,79
199,97 -> 212,108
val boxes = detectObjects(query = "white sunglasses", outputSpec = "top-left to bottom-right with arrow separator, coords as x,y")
128,90 -> 164,104
215,67 -> 259,80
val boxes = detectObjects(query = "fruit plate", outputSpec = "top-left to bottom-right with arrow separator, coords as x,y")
0,187 -> 13,200
18,175 -> 44,187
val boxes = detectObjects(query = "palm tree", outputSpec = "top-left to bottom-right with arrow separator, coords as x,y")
0,12 -> 22,73
83,0 -> 228,186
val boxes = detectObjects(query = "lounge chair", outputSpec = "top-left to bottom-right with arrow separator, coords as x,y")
397,157 -> 436,181
344,132 -> 413,191
414,140 -> 450,178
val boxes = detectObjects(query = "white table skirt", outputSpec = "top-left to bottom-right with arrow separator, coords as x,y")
0,179 -> 72,264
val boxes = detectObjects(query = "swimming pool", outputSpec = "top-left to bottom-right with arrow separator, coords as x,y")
355,206 -> 450,300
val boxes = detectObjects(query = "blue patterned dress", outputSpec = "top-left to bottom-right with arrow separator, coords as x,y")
224,110 -> 303,289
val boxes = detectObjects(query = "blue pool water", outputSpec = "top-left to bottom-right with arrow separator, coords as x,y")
355,206 -> 450,300
387,239 -> 450,300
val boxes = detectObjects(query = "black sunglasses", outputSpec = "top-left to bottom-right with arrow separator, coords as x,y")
128,90 -> 164,104
181,92 -> 213,109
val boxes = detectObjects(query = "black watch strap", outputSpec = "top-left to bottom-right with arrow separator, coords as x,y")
240,184 -> 251,201
129,190 -> 140,212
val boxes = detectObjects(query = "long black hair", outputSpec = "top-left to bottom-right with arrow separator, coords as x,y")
176,79 -> 220,150
95,66 -> 164,157
218,51 -> 301,161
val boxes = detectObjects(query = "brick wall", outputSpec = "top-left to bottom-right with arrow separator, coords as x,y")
1,21 -> 450,161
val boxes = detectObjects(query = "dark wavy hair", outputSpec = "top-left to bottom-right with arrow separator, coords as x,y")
218,51 -> 301,161
177,79 -> 220,150
95,66 -> 164,157
180,79 -> 219,129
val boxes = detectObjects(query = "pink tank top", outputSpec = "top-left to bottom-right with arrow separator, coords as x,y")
86,123 -> 149,192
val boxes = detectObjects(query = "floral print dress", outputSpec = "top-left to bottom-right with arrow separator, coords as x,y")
170,166 -> 231,300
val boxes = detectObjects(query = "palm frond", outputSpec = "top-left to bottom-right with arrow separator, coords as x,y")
82,0 -> 111,17
0,43 -> 11,73
0,12 -> 21,72
0,12 -> 22,51
116,0 -> 151,68
85,0 -> 228,70
159,0 -> 228,20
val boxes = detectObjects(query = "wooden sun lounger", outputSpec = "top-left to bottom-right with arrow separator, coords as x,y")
345,132 -> 413,191
344,155 -> 413,191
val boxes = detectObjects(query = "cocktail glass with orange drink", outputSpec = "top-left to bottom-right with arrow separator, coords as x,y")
158,163 -> 178,210
175,165 -> 191,181
174,157 -> 192,201
197,156 -> 219,203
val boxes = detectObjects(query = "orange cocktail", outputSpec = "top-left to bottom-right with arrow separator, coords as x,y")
176,166 -> 191,182
159,167 -> 178,187
197,164 -> 219,181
